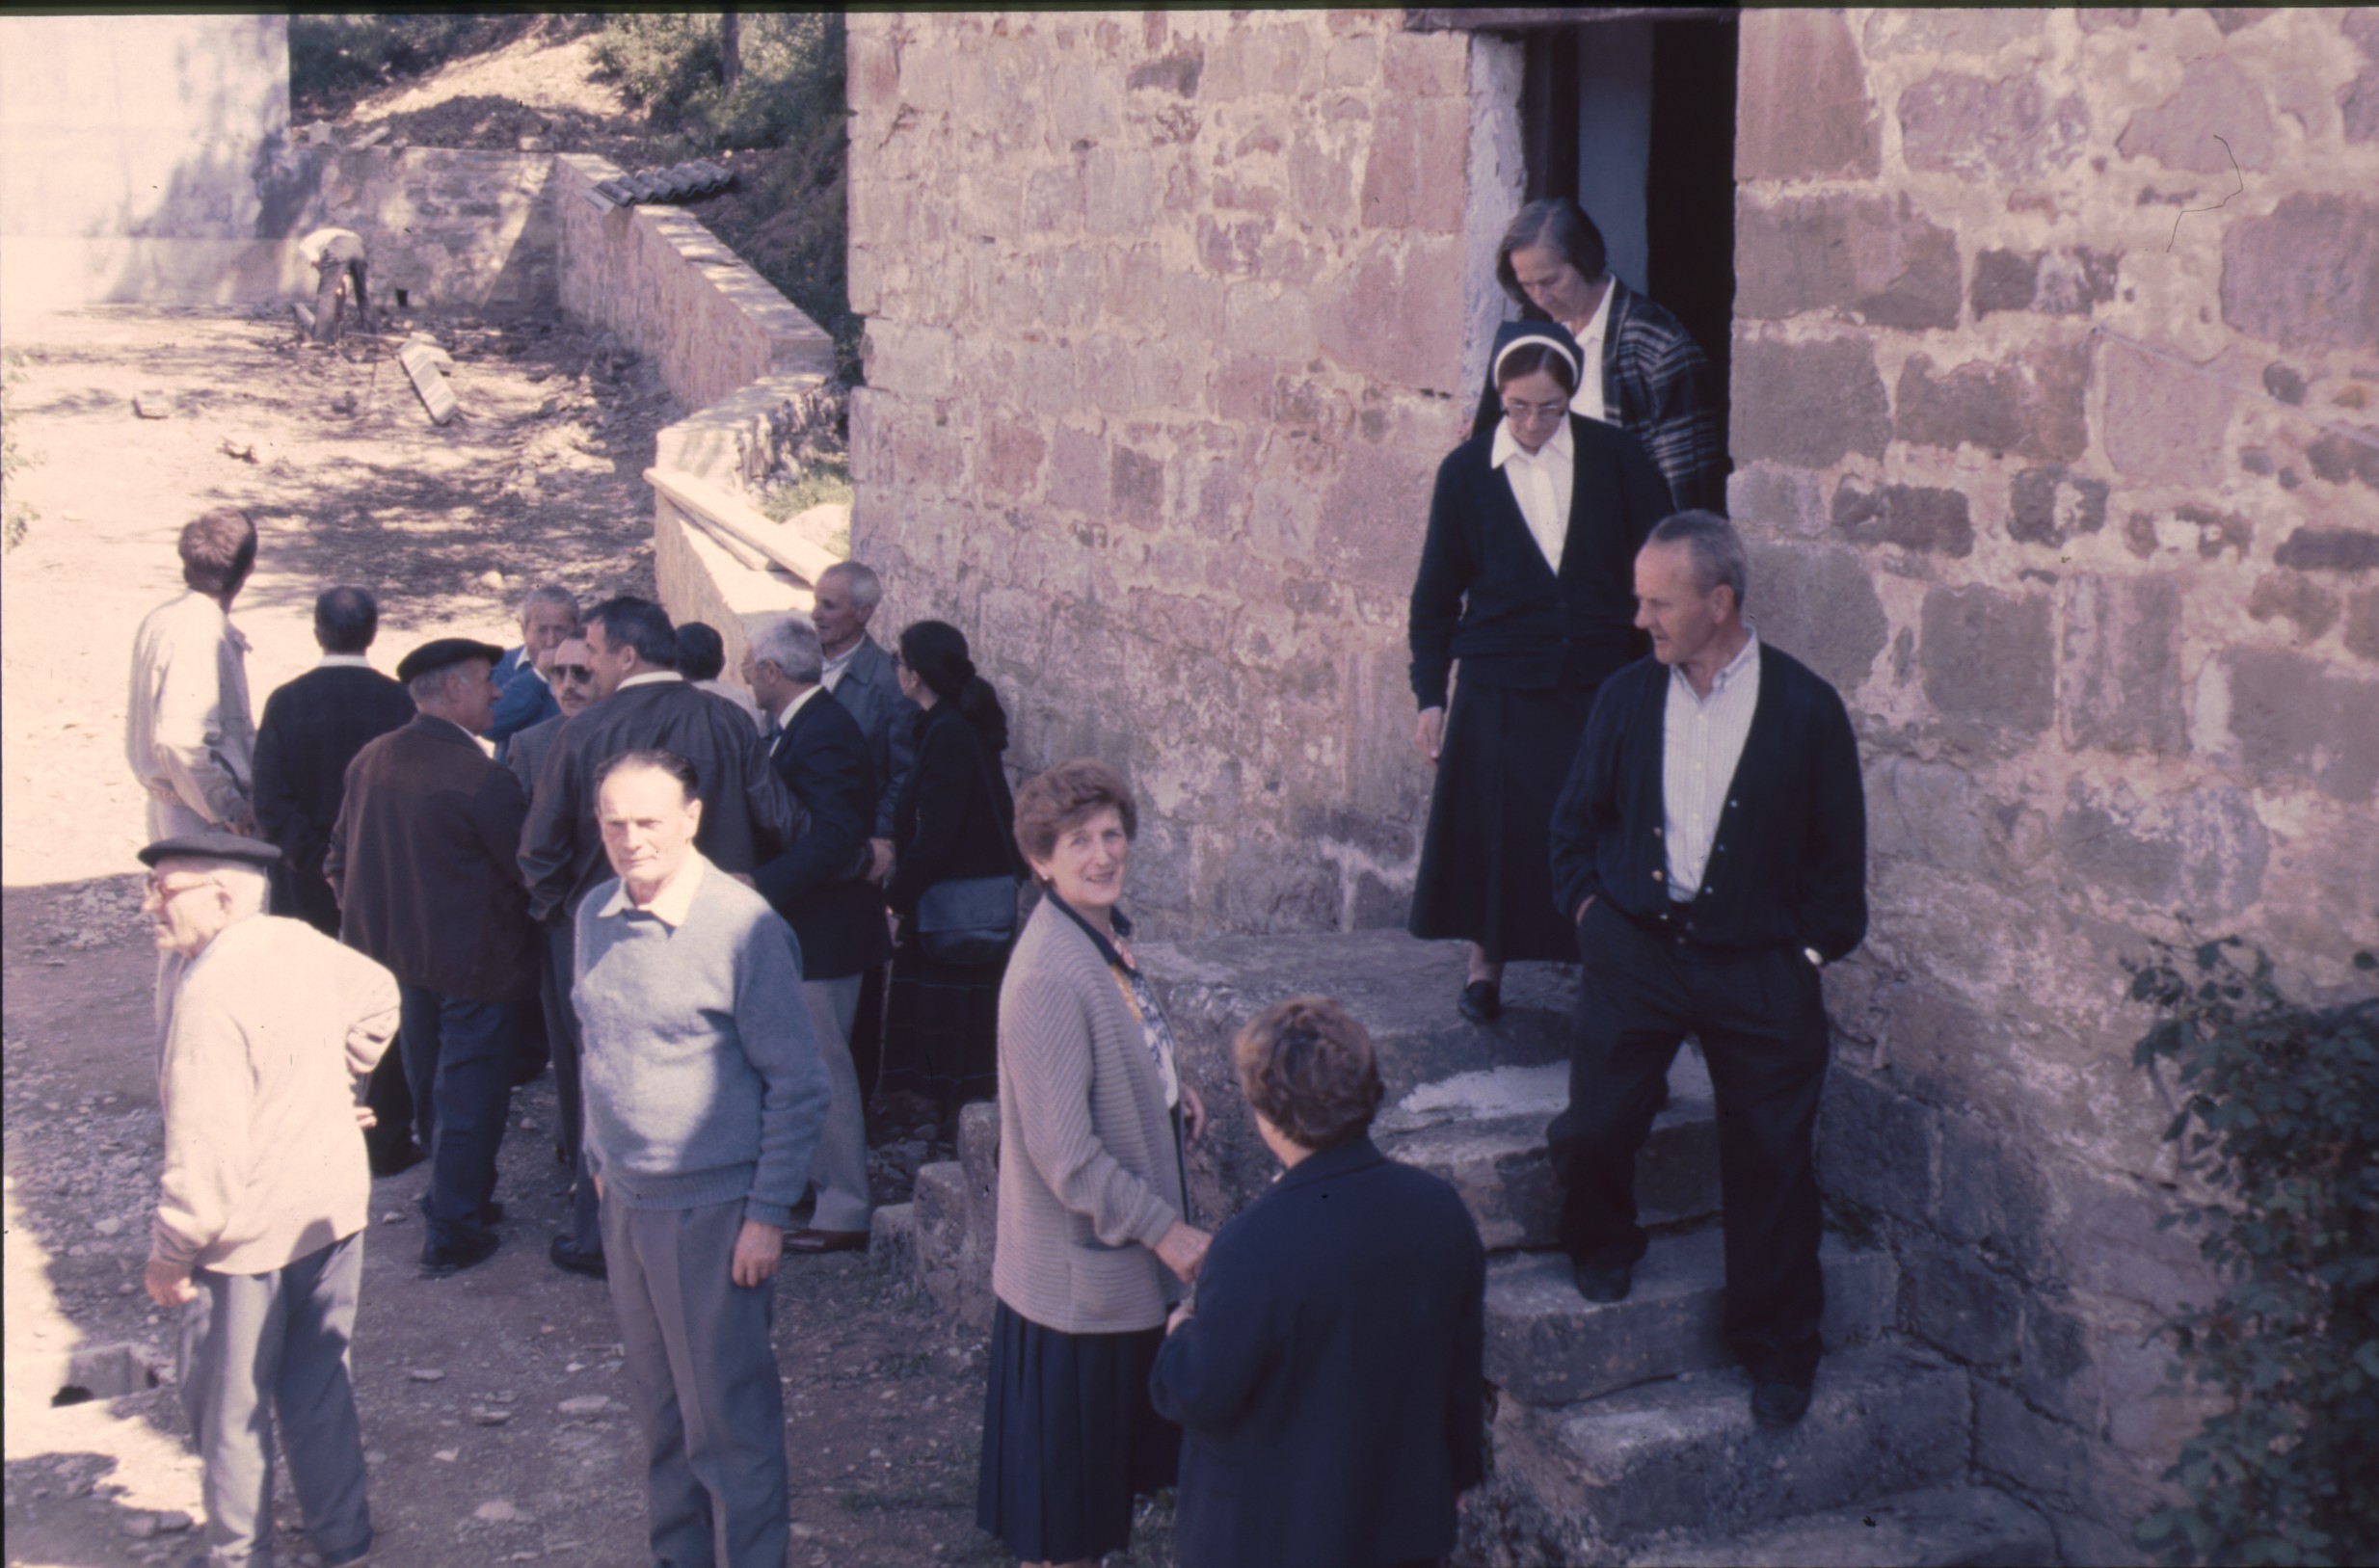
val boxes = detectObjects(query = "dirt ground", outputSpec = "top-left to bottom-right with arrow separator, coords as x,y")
0,307 -> 1152,1566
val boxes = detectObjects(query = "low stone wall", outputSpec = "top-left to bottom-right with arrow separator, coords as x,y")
548,154 -> 843,668
301,148 -> 560,316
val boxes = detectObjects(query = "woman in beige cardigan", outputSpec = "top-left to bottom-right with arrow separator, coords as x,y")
976,758 -> 1210,1568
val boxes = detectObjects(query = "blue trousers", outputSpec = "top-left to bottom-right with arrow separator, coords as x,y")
178,1233 -> 372,1568
397,983 -> 520,1247
601,1196 -> 789,1568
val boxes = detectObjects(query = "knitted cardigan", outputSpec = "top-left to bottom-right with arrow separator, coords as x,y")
991,896 -> 1188,1334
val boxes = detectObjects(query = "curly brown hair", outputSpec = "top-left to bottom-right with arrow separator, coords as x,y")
1013,757 -> 1136,866
1233,996 -> 1383,1152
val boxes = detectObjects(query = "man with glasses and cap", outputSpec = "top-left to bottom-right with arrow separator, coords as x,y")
329,637 -> 540,1279
1408,318 -> 1671,1026
140,829 -> 398,1568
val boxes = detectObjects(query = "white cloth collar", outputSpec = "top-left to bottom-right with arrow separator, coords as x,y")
1567,278 -> 1617,353
315,653 -> 374,670
617,671 -> 683,691
1673,629 -> 1761,703
597,850 -> 708,928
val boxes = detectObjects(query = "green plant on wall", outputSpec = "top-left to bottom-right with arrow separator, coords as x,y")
2130,936 -> 2379,1567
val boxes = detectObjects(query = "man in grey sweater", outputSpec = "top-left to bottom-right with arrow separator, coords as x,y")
574,747 -> 830,1568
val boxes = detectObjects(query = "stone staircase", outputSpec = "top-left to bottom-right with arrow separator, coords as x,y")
870,931 -> 2057,1567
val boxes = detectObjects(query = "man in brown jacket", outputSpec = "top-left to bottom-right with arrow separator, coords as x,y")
329,637 -> 539,1277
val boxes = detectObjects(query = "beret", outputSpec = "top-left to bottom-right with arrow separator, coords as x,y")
138,832 -> 281,869
396,637 -> 505,683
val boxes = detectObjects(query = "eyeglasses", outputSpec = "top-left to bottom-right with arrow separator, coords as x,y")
553,664 -> 595,682
144,876 -> 215,904
1502,397 -> 1569,424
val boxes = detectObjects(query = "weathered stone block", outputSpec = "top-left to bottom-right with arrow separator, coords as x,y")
2054,1172 -> 2212,1317
1044,423 -> 1106,515
1315,237 -> 1464,389
2223,194 -> 2379,353
1895,346 -> 2089,463
2119,54 -> 2275,173
2054,790 -> 2184,907
1381,31 -> 1466,97
1727,464 -> 1826,538
1975,1382 -> 2095,1512
976,416 -> 1046,495
1937,1112 -> 2052,1262
2207,648 -> 2379,801
1817,1067 -> 1938,1226
1288,128 -> 1356,228
1734,193 -> 1960,329
2307,428 -> 2379,491
1969,249 -> 2038,318
1905,1246 -> 2023,1367
1865,756 -> 1988,875
2008,465 -> 2108,545
1831,478 -> 1973,557
1921,585 -> 2055,745
2274,527 -> 2379,572
1899,73 -> 2089,181
2060,574 -> 2186,757
1864,8 -> 2041,58
2018,1300 -> 2101,1429
1743,541 -> 1890,692
1359,95 -> 1468,234
1317,442 -> 1437,597
2345,590 -> 2379,661
2343,65 -> 2379,144
1974,247 -> 2120,318
2248,571 -> 2343,639
2099,338 -> 2232,486
1730,336 -> 1890,468
1735,11 -> 1880,181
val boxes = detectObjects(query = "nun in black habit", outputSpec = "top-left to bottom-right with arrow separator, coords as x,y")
1407,319 -> 1673,1023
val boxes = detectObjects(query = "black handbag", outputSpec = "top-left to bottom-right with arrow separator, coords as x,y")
912,729 -> 1021,965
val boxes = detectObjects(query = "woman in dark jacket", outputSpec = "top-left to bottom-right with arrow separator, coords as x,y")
1408,319 -> 1671,1023
1151,996 -> 1486,1568
880,621 -> 1018,1135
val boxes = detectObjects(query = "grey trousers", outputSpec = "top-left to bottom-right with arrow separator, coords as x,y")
803,974 -> 873,1233
601,1196 -> 789,1568
177,1233 -> 372,1568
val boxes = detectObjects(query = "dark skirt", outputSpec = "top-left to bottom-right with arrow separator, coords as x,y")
878,929 -> 1005,1103
1408,679 -> 1594,964
976,1299 -> 1181,1563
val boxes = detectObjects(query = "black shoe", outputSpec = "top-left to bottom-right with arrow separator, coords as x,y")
1457,979 -> 1502,1024
1572,1259 -> 1632,1303
418,1229 -> 500,1279
548,1235 -> 607,1279
1751,1379 -> 1812,1428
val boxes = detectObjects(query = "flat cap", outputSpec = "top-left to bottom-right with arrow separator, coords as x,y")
396,637 -> 505,684
139,832 -> 281,869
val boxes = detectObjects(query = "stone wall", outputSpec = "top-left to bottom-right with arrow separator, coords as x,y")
845,10 -> 1510,938
1731,10 -> 2379,1562
301,148 -> 559,316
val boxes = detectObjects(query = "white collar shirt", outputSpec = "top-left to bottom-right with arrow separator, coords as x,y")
597,848 -> 708,929
1563,280 -> 1616,424
315,652 -> 374,671
617,670 -> 682,692
1490,415 -> 1576,576
818,641 -> 862,693
1662,632 -> 1762,902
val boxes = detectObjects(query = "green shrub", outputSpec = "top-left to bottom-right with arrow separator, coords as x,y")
289,15 -> 527,108
590,13 -> 854,377
2130,938 -> 2379,1567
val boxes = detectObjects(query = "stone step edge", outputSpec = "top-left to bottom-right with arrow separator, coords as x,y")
1621,1482 -> 2057,1568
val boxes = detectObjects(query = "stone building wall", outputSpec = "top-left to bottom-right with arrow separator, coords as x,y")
302,148 -> 560,316
844,10 -> 1506,937
1729,10 -> 2378,1561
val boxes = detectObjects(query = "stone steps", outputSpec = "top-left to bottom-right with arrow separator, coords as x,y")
1620,1482 -> 2056,1568
1484,1230 -> 1896,1406
1469,1346 -> 1971,1564
1374,1054 -> 1719,1251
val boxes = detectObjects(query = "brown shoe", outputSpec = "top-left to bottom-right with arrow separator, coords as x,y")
783,1227 -> 869,1255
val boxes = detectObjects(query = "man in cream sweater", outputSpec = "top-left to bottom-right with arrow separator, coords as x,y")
141,831 -> 399,1568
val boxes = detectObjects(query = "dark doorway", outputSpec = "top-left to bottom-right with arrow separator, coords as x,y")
1521,15 -> 1738,490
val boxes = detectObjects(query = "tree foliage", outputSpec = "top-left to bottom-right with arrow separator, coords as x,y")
2130,937 -> 2379,1567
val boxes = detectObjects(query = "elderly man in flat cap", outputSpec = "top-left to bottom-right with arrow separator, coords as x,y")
142,830 -> 399,1568
328,637 -> 540,1278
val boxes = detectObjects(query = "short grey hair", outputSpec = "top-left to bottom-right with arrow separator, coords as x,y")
518,583 -> 580,626
819,560 -> 882,610
751,611 -> 824,684
406,662 -> 479,704
1645,510 -> 1749,610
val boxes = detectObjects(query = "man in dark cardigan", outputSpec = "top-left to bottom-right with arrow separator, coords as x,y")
1547,510 -> 1868,1429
